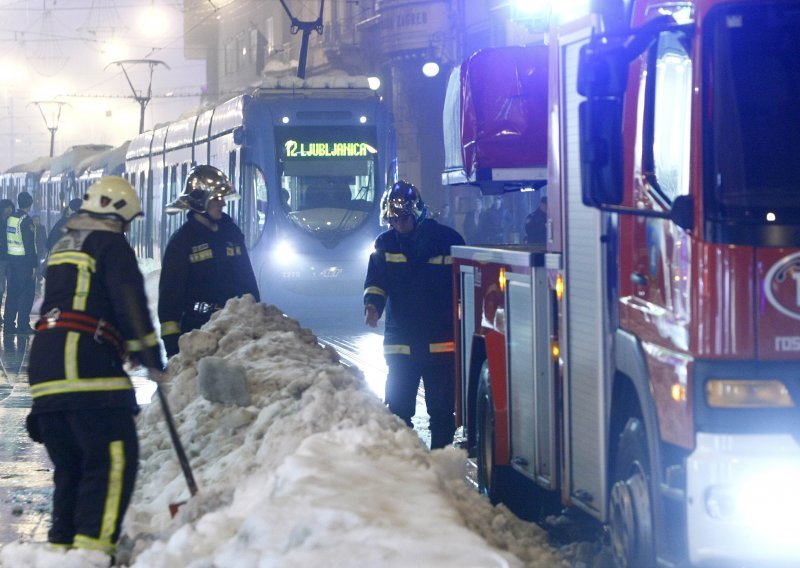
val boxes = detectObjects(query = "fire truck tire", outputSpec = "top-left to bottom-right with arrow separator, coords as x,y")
609,417 -> 655,568
476,363 -> 499,504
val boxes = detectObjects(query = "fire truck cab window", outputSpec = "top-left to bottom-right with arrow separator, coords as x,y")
704,4 -> 800,225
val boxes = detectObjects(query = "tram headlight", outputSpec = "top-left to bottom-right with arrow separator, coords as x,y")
274,240 -> 297,264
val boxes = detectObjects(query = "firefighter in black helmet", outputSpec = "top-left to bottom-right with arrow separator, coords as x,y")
26,176 -> 164,562
363,180 -> 465,449
158,165 -> 260,357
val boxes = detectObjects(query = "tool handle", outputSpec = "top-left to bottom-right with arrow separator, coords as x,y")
156,384 -> 199,496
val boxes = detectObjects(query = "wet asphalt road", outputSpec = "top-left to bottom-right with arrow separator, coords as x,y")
0,330 -> 51,546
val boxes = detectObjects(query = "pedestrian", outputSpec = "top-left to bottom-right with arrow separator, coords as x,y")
46,198 -> 83,253
437,202 -> 454,227
159,165 -> 260,358
47,198 -> 83,252
477,194 -> 513,244
26,176 -> 164,564
363,180 -> 465,449
0,198 -> 15,328
524,195 -> 548,246
4,192 -> 37,334
462,196 -> 483,244
31,214 -> 48,295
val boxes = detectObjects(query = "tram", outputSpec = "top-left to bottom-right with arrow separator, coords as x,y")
125,77 -> 396,325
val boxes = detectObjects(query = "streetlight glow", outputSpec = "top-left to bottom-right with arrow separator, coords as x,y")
0,59 -> 29,85
367,76 -> 381,90
422,62 -> 440,78
138,2 -> 170,39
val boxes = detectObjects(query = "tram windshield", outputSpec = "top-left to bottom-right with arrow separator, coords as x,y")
704,3 -> 800,227
277,125 -> 378,238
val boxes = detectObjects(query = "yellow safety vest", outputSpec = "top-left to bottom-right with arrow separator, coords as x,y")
7,215 -> 26,257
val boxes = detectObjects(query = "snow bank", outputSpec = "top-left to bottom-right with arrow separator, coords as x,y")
2,296 -> 564,567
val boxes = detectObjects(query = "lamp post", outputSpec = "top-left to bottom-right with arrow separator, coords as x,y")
31,100 -> 68,157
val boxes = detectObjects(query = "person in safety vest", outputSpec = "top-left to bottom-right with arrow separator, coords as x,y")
0,198 -> 15,328
363,180 -> 465,449
158,165 -> 260,358
26,176 -> 164,563
4,191 -> 37,333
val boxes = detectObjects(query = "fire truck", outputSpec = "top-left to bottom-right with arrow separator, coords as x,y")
445,1 -> 800,566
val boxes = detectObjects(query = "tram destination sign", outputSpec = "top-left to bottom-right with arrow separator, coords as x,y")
284,140 -> 377,159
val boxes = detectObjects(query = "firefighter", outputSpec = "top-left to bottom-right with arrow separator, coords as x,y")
26,176 -> 164,561
158,165 -> 260,357
4,191 -> 37,334
363,180 -> 465,449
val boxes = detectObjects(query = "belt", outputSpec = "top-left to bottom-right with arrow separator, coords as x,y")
191,302 -> 221,315
36,308 -> 126,357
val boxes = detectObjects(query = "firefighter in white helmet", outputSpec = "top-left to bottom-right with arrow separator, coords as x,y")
26,175 -> 164,563
363,180 -> 465,449
158,165 -> 260,357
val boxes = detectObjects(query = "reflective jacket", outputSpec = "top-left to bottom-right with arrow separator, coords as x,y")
363,218 -> 464,358
158,212 -> 260,345
28,214 -> 163,414
7,211 -> 36,266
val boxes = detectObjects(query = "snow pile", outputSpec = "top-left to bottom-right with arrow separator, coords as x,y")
1,295 -> 564,567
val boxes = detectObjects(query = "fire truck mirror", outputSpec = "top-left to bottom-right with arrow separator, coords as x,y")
579,99 -> 623,207
577,42 -> 628,98
670,195 -> 694,231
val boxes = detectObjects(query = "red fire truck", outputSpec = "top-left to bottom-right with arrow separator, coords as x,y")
446,1 -> 800,566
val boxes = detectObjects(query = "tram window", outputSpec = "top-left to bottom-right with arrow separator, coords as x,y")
244,163 -> 268,248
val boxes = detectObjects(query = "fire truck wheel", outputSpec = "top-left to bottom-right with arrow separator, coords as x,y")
476,362 -> 498,503
609,417 -> 655,568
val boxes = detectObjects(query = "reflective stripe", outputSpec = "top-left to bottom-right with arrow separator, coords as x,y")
100,441 -> 125,545
428,255 -> 453,265
31,377 -> 133,399
384,253 -> 407,263
384,344 -> 410,355
7,216 -> 25,256
190,249 -> 213,263
127,331 -> 158,352
48,251 -> 97,272
74,534 -> 114,555
48,252 -> 97,311
65,332 -> 80,380
429,341 -> 456,353
363,286 -> 386,298
161,321 -> 180,336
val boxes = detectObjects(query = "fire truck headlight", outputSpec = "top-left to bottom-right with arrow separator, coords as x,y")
705,468 -> 800,527
705,379 -> 794,408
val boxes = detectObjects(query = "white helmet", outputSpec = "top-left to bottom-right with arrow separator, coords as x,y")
81,176 -> 143,222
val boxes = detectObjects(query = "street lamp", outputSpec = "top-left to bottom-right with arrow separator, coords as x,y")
30,100 -> 69,157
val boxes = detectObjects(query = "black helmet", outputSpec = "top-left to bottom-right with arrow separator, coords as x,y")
166,165 -> 239,214
380,180 -> 426,226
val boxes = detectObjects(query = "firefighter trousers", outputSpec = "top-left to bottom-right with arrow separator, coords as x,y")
36,408 -> 138,554
385,354 -> 456,449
